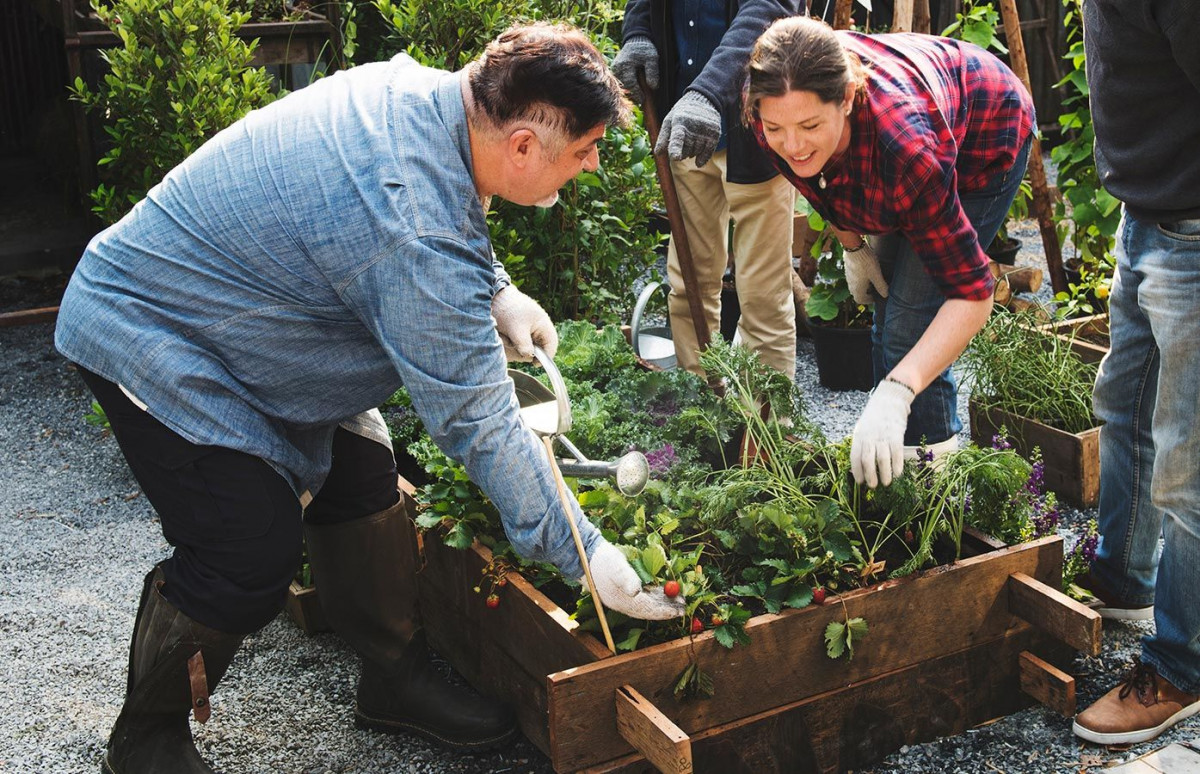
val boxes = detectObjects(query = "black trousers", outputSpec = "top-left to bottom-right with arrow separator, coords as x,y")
78,367 -> 399,634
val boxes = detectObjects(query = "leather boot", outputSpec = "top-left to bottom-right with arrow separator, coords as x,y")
103,567 -> 244,774
304,499 -> 517,751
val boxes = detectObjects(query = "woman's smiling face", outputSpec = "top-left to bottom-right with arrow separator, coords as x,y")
756,84 -> 854,180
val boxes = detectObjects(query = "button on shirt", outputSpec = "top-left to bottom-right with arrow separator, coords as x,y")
672,0 -> 729,149
54,54 -> 602,579
753,32 -> 1035,300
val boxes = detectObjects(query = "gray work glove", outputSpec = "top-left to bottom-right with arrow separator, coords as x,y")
843,238 -> 889,305
654,91 -> 722,168
611,36 -> 659,105
491,284 -> 558,362
851,378 -> 916,488
581,541 -> 686,620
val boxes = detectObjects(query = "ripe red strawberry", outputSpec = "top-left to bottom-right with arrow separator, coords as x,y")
812,587 -> 827,605
690,616 -> 704,634
485,594 -> 500,609
663,580 -> 681,599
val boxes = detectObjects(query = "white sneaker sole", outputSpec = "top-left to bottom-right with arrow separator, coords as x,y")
1073,699 -> 1200,745
1086,600 -> 1155,622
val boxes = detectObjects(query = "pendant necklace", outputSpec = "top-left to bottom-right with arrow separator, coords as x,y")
818,172 -> 827,190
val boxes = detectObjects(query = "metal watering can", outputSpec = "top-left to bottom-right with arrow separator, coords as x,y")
510,347 -> 650,497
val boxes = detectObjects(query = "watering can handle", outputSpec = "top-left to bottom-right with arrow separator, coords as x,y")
531,345 -> 572,436
630,281 -> 667,359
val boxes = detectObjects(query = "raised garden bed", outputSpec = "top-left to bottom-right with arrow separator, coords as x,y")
1042,313 -> 1109,364
406,477 -> 1100,773
968,397 -> 1101,508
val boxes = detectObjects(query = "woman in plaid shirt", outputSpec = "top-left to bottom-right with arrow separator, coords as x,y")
744,15 -> 1034,488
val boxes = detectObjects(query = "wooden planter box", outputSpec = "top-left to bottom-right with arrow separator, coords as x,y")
409,482 -> 1100,773
284,579 -> 329,635
968,396 -> 1102,507
1042,313 -> 1109,364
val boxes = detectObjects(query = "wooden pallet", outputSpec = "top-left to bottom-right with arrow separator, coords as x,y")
406,483 -> 1100,773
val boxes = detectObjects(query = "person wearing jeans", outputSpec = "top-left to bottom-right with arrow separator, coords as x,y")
1070,5 -> 1200,744
742,16 -> 1034,488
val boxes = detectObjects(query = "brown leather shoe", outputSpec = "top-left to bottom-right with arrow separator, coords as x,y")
1073,658 -> 1200,745
1075,570 -> 1154,621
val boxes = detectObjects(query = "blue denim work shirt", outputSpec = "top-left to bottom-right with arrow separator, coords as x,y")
55,54 -> 601,579
671,0 -> 729,151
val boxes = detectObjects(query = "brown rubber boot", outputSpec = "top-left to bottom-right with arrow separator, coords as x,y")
304,498 -> 517,752
102,566 -> 244,774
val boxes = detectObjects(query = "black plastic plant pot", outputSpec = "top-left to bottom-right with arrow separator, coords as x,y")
986,234 -> 1022,265
809,322 -> 874,392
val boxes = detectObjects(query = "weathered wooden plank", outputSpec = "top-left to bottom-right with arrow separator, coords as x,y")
615,685 -> 692,774
588,627 -> 1066,774
1008,572 -> 1102,655
1019,650 -> 1076,717
969,398 -> 1101,507
547,537 -> 1064,771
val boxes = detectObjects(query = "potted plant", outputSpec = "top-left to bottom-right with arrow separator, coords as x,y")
800,205 -> 875,392
960,311 -> 1103,506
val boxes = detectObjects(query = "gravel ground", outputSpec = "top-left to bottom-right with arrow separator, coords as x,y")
2,236 -> 1197,774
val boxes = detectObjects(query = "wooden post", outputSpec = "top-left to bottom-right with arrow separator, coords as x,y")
1019,651 -> 1076,717
998,0 -> 1068,295
891,0 -> 914,32
834,0 -> 854,30
913,0 -> 932,33
1007,572 -> 1103,656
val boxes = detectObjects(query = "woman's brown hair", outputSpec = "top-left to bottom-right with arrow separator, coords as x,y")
742,16 -> 867,125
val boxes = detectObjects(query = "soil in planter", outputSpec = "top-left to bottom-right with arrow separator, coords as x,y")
986,234 -> 1021,265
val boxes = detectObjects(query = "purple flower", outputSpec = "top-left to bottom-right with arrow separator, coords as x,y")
645,443 -> 677,475
1025,461 -> 1045,495
992,433 -> 1012,451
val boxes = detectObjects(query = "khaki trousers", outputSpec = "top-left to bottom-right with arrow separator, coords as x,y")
666,150 -> 797,378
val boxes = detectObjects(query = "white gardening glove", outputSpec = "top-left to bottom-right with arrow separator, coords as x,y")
843,239 -> 889,305
655,91 -> 722,168
491,284 -> 558,362
850,378 -> 916,488
611,36 -> 659,105
581,541 -> 686,620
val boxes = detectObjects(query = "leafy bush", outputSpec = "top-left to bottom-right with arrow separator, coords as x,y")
69,0 -> 277,224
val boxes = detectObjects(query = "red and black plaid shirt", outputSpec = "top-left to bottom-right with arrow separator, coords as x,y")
753,32 -> 1035,300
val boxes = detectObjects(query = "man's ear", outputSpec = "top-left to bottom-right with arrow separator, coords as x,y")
508,127 -> 537,169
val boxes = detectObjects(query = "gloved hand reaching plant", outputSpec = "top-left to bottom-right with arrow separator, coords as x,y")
655,91 -> 722,168
491,284 -> 558,362
611,37 -> 659,105
850,378 -> 915,488
843,238 -> 889,305
581,541 -> 686,620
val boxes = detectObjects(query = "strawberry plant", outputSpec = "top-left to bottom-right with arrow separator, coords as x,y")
404,326 -> 1060,669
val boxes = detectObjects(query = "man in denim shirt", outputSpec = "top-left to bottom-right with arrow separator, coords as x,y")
56,23 -> 683,773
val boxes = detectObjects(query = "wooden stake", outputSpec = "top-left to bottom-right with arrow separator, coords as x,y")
542,435 -> 616,654
998,0 -> 1067,295
638,72 -> 713,366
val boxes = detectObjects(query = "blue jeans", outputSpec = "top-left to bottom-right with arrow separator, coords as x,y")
873,138 -> 1032,445
1092,214 -> 1200,693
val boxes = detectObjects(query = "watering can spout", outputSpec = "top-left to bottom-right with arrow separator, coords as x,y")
556,451 -> 650,497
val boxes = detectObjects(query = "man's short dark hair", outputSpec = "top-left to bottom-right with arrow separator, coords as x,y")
469,22 -> 631,140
